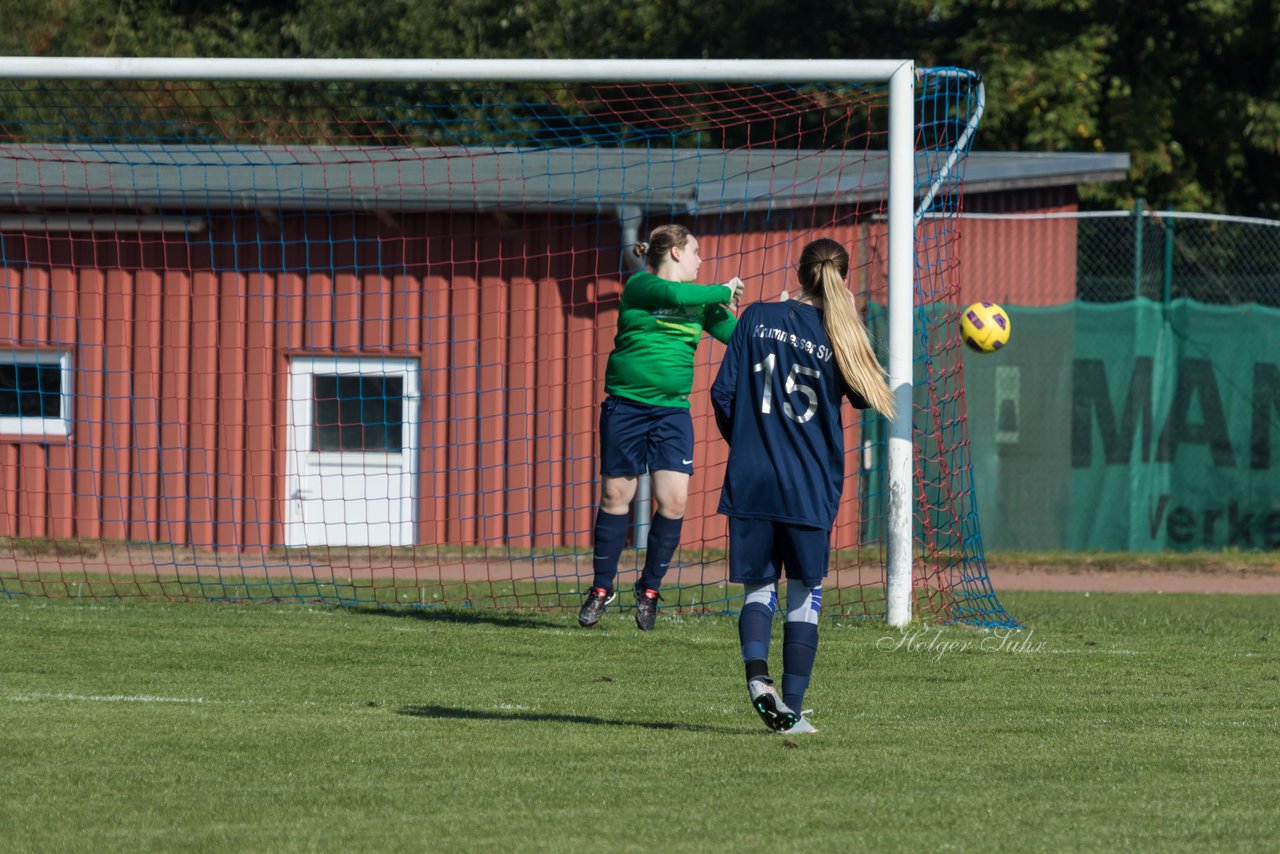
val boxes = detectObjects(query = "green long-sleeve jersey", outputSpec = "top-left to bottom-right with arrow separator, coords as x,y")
603,271 -> 738,408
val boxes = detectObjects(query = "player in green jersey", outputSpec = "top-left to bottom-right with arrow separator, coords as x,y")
578,224 -> 744,631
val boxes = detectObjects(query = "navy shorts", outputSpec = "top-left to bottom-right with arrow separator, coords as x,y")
599,396 -> 695,476
728,517 -> 831,589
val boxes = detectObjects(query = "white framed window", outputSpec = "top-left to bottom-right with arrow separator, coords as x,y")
0,351 -> 72,437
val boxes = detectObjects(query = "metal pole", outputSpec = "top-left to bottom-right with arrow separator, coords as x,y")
1133,198 -> 1145,300
616,205 -> 651,550
0,56 -> 913,83
885,63 -> 916,629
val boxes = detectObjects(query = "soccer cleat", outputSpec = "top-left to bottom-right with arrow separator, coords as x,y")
747,677 -> 800,732
577,586 -> 616,628
779,716 -> 818,735
634,584 -> 661,631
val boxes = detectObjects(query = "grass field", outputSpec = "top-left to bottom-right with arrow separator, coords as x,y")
2,591 -> 1277,852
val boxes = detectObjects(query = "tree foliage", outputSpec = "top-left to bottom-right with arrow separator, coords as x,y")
2,0 -> 1277,215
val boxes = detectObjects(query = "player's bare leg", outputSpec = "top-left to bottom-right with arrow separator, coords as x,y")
599,474 -> 639,516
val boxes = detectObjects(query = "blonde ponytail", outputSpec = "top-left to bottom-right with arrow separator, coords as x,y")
798,239 -> 896,419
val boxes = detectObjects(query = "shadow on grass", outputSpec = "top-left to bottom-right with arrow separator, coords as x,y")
398,703 -> 747,734
343,606 -> 564,630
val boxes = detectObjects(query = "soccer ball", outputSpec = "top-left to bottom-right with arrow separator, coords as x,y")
960,301 -> 1011,353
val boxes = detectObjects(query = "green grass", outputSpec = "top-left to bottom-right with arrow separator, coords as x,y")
1,592 -> 1277,852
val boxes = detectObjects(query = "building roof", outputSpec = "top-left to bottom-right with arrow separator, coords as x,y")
0,144 -> 1129,216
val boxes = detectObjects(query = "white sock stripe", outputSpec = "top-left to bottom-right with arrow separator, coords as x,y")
744,580 -> 778,611
785,582 -> 823,624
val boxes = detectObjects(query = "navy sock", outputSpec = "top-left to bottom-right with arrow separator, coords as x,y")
738,602 -> 774,666
590,509 -> 630,591
782,621 -> 819,712
638,513 -> 683,591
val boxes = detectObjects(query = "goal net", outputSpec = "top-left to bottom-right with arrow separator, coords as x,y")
0,58 -> 1014,626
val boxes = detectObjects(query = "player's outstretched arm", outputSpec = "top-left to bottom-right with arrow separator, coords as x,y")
626,275 -> 738,310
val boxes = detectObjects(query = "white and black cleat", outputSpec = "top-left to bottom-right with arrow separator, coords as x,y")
747,677 -> 800,732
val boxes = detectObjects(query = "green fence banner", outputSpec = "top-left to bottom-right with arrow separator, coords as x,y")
961,298 -> 1280,552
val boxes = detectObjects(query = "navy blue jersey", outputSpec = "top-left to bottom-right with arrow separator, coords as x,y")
711,301 -> 869,529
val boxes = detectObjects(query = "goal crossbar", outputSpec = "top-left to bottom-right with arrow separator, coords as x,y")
0,57 -> 912,83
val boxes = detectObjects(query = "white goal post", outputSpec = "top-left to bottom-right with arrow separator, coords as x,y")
0,56 -> 926,625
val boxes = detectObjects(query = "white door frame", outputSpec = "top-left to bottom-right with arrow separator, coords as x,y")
283,356 -> 420,547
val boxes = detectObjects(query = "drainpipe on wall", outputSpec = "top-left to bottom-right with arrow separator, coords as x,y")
616,204 -> 650,550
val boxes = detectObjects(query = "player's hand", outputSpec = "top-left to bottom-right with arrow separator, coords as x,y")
727,276 -> 745,309
779,289 -> 790,302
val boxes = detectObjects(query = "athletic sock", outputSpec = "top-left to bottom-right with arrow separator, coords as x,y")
638,512 -> 683,591
590,509 -> 630,591
782,620 -> 819,712
738,601 -> 775,666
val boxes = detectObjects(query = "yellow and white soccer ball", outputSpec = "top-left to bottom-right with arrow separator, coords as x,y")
960,301 -> 1011,353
